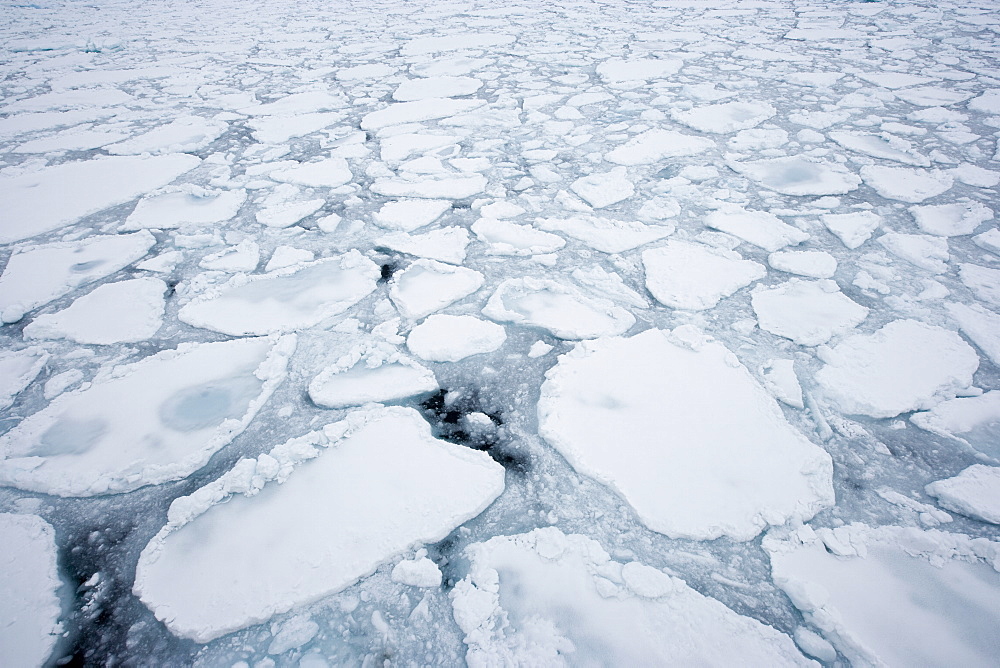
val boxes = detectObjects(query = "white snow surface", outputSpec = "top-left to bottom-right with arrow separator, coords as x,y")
926,465 -> 1000,525
389,259 -> 484,321
308,342 -> 437,409
406,315 -> 506,363
643,240 -> 766,310
752,280 -> 868,346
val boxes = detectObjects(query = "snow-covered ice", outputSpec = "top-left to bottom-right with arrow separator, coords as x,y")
406,315 -> 506,363
643,240 -> 766,310
926,465 -> 1000,525
308,342 -> 437,409
752,280 -> 868,346
705,206 -> 810,252
388,259 -> 484,321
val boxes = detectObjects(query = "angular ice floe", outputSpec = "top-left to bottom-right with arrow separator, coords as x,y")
483,277 -> 634,340
360,99 -> 485,131
471,218 -> 565,256
752,280 -> 868,346
968,90 -> 1000,114
375,227 -> 470,264
764,523 -> 1000,667
538,329 -> 833,540
911,391 -> 1000,459
569,167 -> 634,208
253,185 -> 324,229
671,101 -> 776,134
106,116 -> 226,155
0,231 -> 156,321
856,72 -> 937,89
821,211 -> 880,249
0,348 -> 48,409
815,319 -> 979,418
959,263 -> 1000,307
596,58 -> 682,83
910,201 -> 993,236
894,86 -> 973,107
371,174 -> 487,199
705,206 -> 810,252
0,513 -> 62,668
926,465 -> 1000,524
372,199 -> 451,232
827,131 -> 929,166
767,250 -> 837,278
308,342 -> 436,408
23,277 -> 166,345
728,156 -> 861,196
270,157 -> 353,189
406,314 -> 506,363
534,215 -> 672,253
389,259 -> 484,320
239,91 -> 345,117
401,32 -> 514,56
605,129 -> 714,165
451,528 -> 813,666
380,133 -> 464,164
393,76 -> 482,101
179,253 -> 379,335
946,302 -> 1000,366
974,228 -> 1000,256
643,240 -> 766,311
952,164 -> 1000,188
135,406 -> 504,642
761,358 -> 804,409
123,186 -> 246,231
0,336 -> 294,496
879,232 -> 951,274
860,166 -> 953,203
0,155 -> 200,243
247,112 -> 345,144
199,240 -> 260,272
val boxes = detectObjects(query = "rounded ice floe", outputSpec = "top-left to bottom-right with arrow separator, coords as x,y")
596,57 -> 682,83
911,391 -> 1000,459
0,336 -> 294,497
270,157 -> 353,189
471,218 -> 565,256
910,201 -> 993,237
538,328 -> 834,540
827,131 -> 929,166
123,185 -> 246,231
767,250 -> 837,278
815,319 -> 979,418
764,523 -> 1000,667
705,205 -> 810,251
451,528 -> 813,666
482,277 -> 635,340
389,259 -> 484,320
392,76 -> 482,101
876,233 -> 949,273
106,115 -> 227,155
959,263 -> 1000,308
406,314 -> 506,363
671,101 -> 776,134
643,240 -> 766,311
134,405 -> 504,643
605,129 -> 714,165
0,155 -> 199,243
727,128 -> 789,151
0,231 -> 156,319
752,280 -> 868,346
728,156 -> 861,196
0,347 -> 48,410
926,465 -> 1000,524
308,343 -> 437,409
860,165 -> 953,203
0,513 -> 62,668
820,211 -> 880,249
372,199 -> 451,232
179,252 -> 379,336
23,277 -> 166,345
951,164 -> 1000,189
534,215 -> 673,253
974,229 -> 1000,256
569,167 -> 634,209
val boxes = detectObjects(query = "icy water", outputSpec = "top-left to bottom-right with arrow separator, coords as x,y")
1,0 -> 1000,665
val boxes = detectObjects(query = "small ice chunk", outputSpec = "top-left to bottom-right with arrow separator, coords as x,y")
393,77 -> 482,101
794,628 -> 836,663
643,240 -> 766,310
605,129 -> 713,165
877,233 -> 949,273
671,101 -> 776,134
768,250 -> 837,278
0,513 -> 62,668
23,277 -> 166,345
860,166 -> 953,203
406,315 -> 506,363
483,277 -> 635,340
910,201 -> 993,237
308,344 -> 437,408
815,319 -> 979,418
705,206 -> 810,252
472,218 -> 565,256
534,215 -> 672,253
43,369 -> 83,400
0,348 -> 49,410
391,557 -> 443,588
728,156 -> 861,196
528,341 -> 554,358
267,615 -> 319,655
926,465 -> 1000,524
123,186 -> 246,231
376,227 -> 470,264
179,253 -> 379,336
389,260 -> 483,320
538,329 -> 833,540
570,167 -> 634,209
762,359 -> 804,409
821,211 -> 880,249
752,280 -> 869,346
373,199 -> 452,233
199,240 -> 260,272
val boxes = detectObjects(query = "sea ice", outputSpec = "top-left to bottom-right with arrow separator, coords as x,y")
106,116 -> 226,155
671,101 -> 776,134
569,167 -> 634,209
767,250 -> 837,278
270,157 -> 353,189
122,186 -> 246,231
375,227 -> 470,264
308,342 -> 437,408
876,233 -> 950,273
909,201 -> 993,236
821,211 -> 880,249
752,280 -> 869,346
392,76 -> 482,101
0,336 -> 294,496
605,129 -> 714,165
471,218 -> 565,256
406,314 -> 506,363
728,156 -> 861,196
946,302 -> 1000,366
643,240 -> 766,311
860,166 -> 953,203
372,199 -> 451,232
705,206 -> 810,252
596,58 -> 682,83
388,260 -> 484,321
926,465 -> 1000,524
911,391 -> 1000,459
827,131 -> 929,166
534,215 -> 672,253
959,263 -> 1000,307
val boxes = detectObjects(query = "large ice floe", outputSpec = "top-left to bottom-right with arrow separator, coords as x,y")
538,328 -> 833,540
134,406 -> 504,642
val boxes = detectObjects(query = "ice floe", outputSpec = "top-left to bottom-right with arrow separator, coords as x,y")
821,211 -> 880,249
569,167 -> 634,209
122,186 -> 246,231
605,129 -> 714,165
860,166 -> 954,203
372,199 -> 451,232
705,206 -> 810,252
728,156 -> 861,196
388,259 -> 484,321
471,218 -> 565,256
106,116 -> 226,155
671,101 -> 776,134
534,215 -> 672,253
767,250 -> 837,279
643,240 -> 766,311
375,227 -> 470,264
308,342 -> 437,409
911,391 -> 1000,459
0,347 -> 48,409
752,280 -> 868,346
406,314 -> 506,363
910,201 -> 993,237
926,465 -> 1000,524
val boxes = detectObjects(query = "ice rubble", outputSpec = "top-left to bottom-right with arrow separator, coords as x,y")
0,336 -> 294,496
135,406 -> 504,642
538,328 -> 833,541
765,524 -> 1000,667
0,514 -> 62,668
451,528 -> 813,666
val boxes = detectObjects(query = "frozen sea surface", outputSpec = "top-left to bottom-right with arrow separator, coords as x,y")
1,0 -> 999,665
